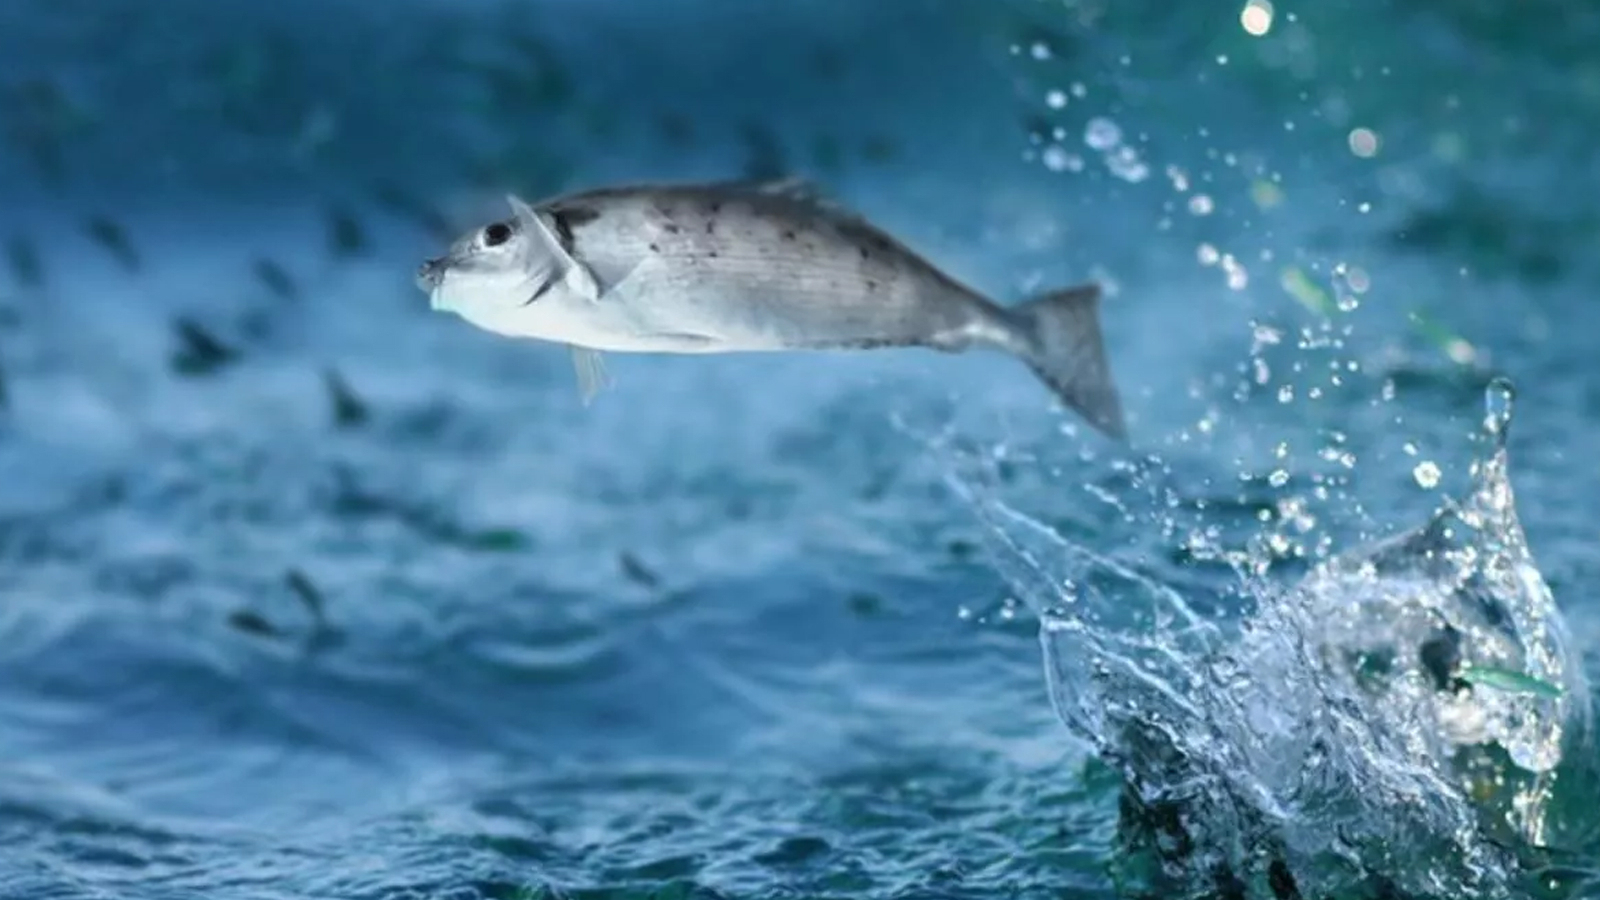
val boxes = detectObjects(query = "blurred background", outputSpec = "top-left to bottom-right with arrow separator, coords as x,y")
2,0 -> 1599,897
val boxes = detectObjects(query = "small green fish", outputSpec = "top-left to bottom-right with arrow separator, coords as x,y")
1281,266 -> 1337,317
1459,664 -> 1563,699
459,527 -> 528,552
1408,309 -> 1478,367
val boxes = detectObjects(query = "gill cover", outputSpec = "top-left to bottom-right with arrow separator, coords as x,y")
508,194 -> 600,304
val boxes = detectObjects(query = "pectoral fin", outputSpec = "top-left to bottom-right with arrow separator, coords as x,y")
570,346 -> 611,404
507,194 -> 601,303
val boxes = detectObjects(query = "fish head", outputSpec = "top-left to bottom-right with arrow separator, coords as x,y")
416,197 -> 563,319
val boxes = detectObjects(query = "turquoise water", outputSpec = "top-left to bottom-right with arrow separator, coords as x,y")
2,0 -> 1599,897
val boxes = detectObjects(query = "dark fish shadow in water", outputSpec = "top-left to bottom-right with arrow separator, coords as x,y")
227,567 -> 346,660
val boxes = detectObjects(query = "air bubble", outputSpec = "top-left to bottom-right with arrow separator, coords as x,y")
1084,117 -> 1122,151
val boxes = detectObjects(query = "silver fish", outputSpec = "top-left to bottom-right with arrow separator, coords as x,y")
416,178 -> 1127,439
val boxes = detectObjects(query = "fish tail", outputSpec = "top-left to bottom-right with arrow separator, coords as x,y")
1004,283 -> 1128,441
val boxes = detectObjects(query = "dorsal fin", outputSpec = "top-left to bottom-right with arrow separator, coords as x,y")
702,174 -> 834,206
709,175 -> 877,230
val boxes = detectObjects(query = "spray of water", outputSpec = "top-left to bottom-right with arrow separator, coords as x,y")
945,378 -> 1592,899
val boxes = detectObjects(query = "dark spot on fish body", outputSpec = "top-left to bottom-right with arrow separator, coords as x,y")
857,246 -> 870,262
664,223 -> 682,235
648,242 -> 660,253
865,279 -> 879,293
551,203 -> 600,231
704,221 -> 715,236
781,229 -> 796,241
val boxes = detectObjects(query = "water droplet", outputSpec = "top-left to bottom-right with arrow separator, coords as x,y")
1484,376 -> 1515,444
1240,0 -> 1274,35
1041,145 -> 1074,171
1413,460 -> 1442,489
1084,117 -> 1122,151
1106,146 -> 1149,182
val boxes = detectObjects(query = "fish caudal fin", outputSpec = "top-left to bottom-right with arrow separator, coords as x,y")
1007,283 -> 1128,441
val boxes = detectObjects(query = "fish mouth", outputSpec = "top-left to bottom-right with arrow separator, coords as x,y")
415,257 -> 446,293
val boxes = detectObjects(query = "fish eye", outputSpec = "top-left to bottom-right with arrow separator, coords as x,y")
482,221 -> 513,247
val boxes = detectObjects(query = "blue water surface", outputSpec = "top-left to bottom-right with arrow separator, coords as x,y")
3,0 -> 1600,897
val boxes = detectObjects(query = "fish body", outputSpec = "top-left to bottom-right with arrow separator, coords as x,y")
417,179 -> 1127,439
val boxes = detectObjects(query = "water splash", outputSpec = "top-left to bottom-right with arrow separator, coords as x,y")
951,377 -> 1592,898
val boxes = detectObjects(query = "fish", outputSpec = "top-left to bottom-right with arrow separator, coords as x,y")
170,316 -> 238,377
252,257 -> 298,301
325,205 -> 368,258
84,215 -> 139,271
415,178 -> 1128,439
322,366 -> 369,428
